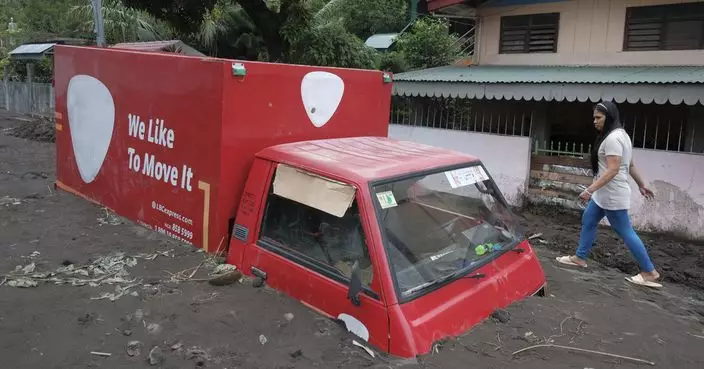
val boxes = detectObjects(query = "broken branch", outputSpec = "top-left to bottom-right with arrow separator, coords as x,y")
90,351 -> 112,357
512,344 -> 655,366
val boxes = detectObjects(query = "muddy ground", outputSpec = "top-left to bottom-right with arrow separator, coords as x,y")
1,111 -> 703,369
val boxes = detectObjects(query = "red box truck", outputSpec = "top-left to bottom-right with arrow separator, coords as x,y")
54,45 -> 546,358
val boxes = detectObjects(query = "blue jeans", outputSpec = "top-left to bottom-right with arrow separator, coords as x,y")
576,200 -> 655,273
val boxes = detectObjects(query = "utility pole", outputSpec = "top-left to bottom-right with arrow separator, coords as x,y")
410,0 -> 419,22
91,0 -> 105,46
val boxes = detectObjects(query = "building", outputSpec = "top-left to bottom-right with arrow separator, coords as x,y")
389,0 -> 704,240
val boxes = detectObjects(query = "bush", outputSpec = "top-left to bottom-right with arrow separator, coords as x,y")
394,17 -> 463,70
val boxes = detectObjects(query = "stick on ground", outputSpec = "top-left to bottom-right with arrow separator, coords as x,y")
512,344 -> 655,366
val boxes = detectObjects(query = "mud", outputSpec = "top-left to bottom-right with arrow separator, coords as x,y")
522,203 -> 704,291
2,114 -> 55,142
1,110 -> 703,369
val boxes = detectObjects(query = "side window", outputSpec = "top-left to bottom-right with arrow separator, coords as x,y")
259,181 -> 374,289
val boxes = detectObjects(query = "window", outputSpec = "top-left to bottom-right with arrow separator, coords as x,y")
259,175 -> 374,289
499,13 -> 560,54
624,3 -> 704,51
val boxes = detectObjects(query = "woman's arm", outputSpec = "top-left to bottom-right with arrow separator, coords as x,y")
629,159 -> 655,199
629,159 -> 645,188
586,155 -> 620,194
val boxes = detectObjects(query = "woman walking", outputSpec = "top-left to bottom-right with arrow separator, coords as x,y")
556,101 -> 662,288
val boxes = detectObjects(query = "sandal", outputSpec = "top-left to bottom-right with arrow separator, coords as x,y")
555,255 -> 587,268
625,274 -> 662,289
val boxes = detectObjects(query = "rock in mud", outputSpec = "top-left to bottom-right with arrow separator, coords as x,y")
252,277 -> 265,288
490,309 -> 511,324
148,346 -> 164,365
147,323 -> 162,335
208,270 -> 242,286
170,342 -> 183,351
126,341 -> 142,357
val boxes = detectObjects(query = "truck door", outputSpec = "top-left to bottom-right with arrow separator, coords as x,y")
240,163 -> 389,352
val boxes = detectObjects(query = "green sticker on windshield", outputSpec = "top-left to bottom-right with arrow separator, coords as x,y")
376,191 -> 398,209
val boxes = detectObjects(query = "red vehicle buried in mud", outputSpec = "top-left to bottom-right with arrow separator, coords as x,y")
53,45 -> 546,358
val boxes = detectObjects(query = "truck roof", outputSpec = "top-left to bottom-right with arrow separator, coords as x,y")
256,137 -> 480,183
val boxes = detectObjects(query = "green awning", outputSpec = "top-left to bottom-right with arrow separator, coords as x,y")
392,65 -> 704,105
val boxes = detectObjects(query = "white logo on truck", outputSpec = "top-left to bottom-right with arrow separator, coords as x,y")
67,75 -> 115,183
301,71 -> 344,128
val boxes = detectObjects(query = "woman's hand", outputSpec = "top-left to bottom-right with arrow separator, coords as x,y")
639,186 -> 655,200
579,188 -> 592,205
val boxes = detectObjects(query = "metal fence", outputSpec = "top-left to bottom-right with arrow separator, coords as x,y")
621,114 -> 696,153
390,96 -> 533,137
0,81 -> 55,117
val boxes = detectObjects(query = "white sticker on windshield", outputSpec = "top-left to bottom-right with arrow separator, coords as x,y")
445,166 -> 489,188
376,191 -> 398,209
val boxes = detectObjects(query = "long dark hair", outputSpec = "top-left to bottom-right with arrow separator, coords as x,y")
590,101 -> 623,176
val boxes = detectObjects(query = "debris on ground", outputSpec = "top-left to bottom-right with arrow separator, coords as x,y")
90,351 -> 112,357
135,249 -> 174,261
284,313 -> 294,322
6,277 -> 38,288
259,334 -> 268,345
490,309 -> 511,324
97,208 -> 122,226
148,346 -> 164,365
126,341 -> 142,357
207,263 -> 242,286
146,323 -> 162,335
0,250 -> 172,301
2,115 -> 55,142
208,270 -> 242,286
0,196 -> 22,206
211,264 -> 237,275
511,344 -> 656,366
170,342 -> 183,351
185,347 -> 209,365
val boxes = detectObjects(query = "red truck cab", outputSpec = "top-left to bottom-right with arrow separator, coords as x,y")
227,136 -> 546,357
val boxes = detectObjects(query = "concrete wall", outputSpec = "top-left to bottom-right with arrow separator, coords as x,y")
630,149 -> 704,240
476,0 -> 704,66
388,124 -> 532,206
0,82 -> 55,116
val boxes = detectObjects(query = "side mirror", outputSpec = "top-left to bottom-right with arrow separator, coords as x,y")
347,261 -> 363,306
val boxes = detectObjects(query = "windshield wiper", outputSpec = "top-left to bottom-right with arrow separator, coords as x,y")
402,269 -> 486,297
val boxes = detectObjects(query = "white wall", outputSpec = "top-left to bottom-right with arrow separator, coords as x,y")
388,125 -> 531,206
477,0 -> 704,66
629,149 -> 704,240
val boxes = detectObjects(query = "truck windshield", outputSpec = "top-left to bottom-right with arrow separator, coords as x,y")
372,164 -> 522,300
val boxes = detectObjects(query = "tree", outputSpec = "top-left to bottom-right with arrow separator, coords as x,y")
393,16 -> 463,71
339,0 -> 407,40
117,0 -> 390,67
288,23 -> 377,69
121,0 -> 217,35
69,0 -> 173,44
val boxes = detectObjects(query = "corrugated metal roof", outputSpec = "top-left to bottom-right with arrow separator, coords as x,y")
365,33 -> 398,49
10,43 -> 56,56
110,40 -> 205,56
394,65 -> 704,84
111,40 -> 181,51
